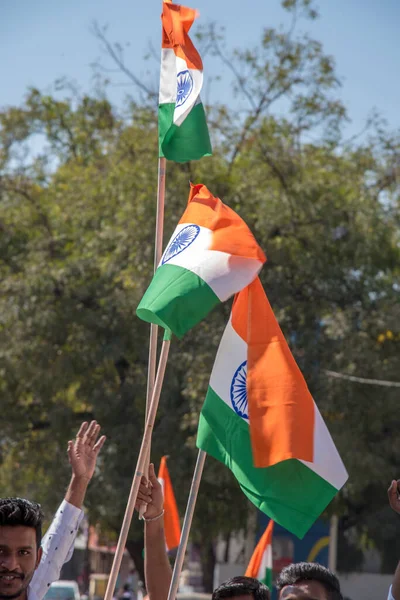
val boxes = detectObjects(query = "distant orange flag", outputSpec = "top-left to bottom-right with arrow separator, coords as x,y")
158,456 -> 181,551
245,520 -> 274,588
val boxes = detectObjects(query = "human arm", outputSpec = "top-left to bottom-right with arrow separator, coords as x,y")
388,480 -> 400,600
136,463 -> 172,600
30,421 -> 106,599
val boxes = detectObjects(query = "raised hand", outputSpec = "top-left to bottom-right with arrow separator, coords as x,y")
388,480 -> 400,515
67,421 -> 106,481
136,463 -> 164,520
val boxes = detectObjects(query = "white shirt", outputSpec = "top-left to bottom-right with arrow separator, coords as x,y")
29,500 -> 84,600
388,586 -> 395,600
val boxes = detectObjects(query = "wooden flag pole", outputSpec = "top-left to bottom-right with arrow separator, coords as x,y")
147,157 -> 167,396
103,339 -> 171,600
166,449 -> 207,600
139,156 -> 167,519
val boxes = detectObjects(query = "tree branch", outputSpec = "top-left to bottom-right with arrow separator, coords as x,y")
92,22 -> 156,100
325,370 -> 400,388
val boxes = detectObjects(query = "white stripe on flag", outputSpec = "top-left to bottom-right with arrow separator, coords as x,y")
301,406 -> 348,490
173,57 -> 203,126
159,48 -> 176,104
209,319 -> 247,417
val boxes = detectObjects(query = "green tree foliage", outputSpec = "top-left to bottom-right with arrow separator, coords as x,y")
1,0 -> 399,584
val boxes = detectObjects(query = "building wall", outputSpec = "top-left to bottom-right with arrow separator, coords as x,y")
338,572 -> 392,600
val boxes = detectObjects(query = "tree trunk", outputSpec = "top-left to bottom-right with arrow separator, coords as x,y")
126,537 -> 145,590
244,503 -> 257,566
199,540 -> 216,593
224,531 -> 231,564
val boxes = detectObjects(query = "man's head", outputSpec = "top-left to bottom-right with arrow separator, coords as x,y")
0,498 -> 44,600
276,563 -> 342,600
212,576 -> 270,600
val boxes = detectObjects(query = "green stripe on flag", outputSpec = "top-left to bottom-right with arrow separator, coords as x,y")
136,264 -> 219,338
159,102 -> 212,163
263,567 -> 272,589
197,387 -> 338,539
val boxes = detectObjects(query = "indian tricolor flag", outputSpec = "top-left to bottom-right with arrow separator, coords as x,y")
197,277 -> 348,538
245,520 -> 274,588
136,184 -> 266,338
159,0 -> 212,162
158,456 -> 181,552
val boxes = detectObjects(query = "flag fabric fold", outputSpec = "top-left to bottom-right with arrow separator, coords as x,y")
245,520 -> 274,588
158,456 -> 181,552
197,277 -> 348,538
137,183 -> 266,338
159,1 -> 212,162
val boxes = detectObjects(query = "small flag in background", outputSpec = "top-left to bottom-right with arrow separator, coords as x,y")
159,1 -> 212,162
197,277 -> 348,539
158,456 -> 181,551
137,183 -> 266,338
245,520 -> 274,589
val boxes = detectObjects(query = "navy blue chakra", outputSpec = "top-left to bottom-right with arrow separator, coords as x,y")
176,70 -> 194,108
230,360 -> 248,420
162,224 -> 200,264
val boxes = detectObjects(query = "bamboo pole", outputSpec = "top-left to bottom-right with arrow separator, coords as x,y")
166,449 -> 207,600
139,156 -> 167,519
103,340 -> 171,600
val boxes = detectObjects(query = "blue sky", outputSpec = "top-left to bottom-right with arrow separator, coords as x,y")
1,0 -> 399,136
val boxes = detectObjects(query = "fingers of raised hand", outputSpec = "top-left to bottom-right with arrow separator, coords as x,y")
137,490 -> 152,504
83,421 -> 100,447
139,483 -> 152,499
388,480 -> 400,510
135,484 -> 152,514
76,422 -> 89,439
93,435 -> 106,455
67,441 -> 73,460
148,464 -> 160,488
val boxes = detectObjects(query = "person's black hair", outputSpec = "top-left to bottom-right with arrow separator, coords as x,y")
276,562 -> 342,600
0,498 -> 43,548
212,576 -> 270,600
